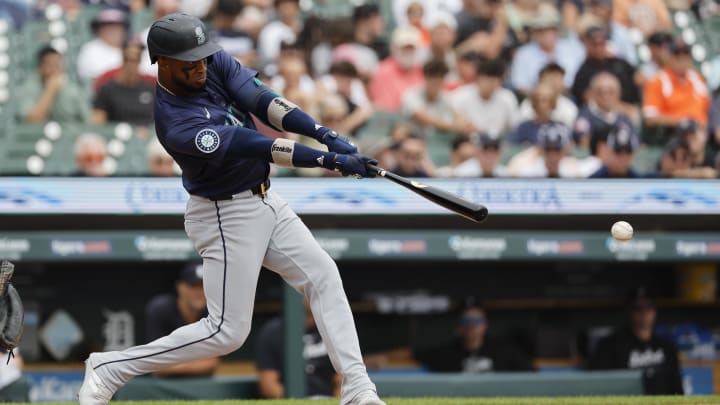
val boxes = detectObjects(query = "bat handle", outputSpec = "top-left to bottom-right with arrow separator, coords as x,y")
366,163 -> 386,177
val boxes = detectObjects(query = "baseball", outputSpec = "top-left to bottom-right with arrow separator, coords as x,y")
611,221 -> 634,241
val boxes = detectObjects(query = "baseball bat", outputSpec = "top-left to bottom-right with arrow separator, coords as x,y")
367,164 -> 488,223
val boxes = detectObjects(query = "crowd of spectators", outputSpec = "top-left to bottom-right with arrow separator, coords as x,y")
4,0 -> 720,178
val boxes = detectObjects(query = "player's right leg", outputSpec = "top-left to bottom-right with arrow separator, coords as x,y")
79,193 -> 275,404
260,191 -> 385,405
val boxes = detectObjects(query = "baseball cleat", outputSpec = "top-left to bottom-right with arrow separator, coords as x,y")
346,389 -> 387,405
78,354 -> 113,405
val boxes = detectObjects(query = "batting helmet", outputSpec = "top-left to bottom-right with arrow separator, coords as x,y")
147,13 -> 222,64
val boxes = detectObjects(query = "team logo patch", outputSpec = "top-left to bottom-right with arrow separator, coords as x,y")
195,26 -> 206,45
195,128 -> 220,153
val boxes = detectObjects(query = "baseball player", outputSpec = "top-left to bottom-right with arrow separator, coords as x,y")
78,13 -> 386,405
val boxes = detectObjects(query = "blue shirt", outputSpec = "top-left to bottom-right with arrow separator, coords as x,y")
589,165 -> 640,178
510,37 -> 584,92
154,50 -> 269,197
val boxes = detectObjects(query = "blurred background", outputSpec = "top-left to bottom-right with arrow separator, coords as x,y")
0,0 -> 719,402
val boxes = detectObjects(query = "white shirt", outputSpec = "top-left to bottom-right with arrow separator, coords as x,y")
77,39 -> 123,83
513,154 -> 579,178
518,95 -> 579,129
451,159 -> 508,177
392,0 -> 462,27
258,20 -> 296,64
450,85 -> 519,137
0,349 -> 21,389
318,75 -> 370,107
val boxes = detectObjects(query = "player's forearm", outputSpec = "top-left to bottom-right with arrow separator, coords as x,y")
228,128 -> 337,170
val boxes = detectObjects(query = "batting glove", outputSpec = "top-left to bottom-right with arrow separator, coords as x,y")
334,153 -> 378,178
317,127 -> 358,154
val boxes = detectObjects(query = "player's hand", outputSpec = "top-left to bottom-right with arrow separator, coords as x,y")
333,153 -> 377,178
318,127 -> 358,154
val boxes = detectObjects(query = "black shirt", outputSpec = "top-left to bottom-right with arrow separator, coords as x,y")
145,293 -> 207,342
255,317 -> 335,397
571,58 -> 640,106
588,327 -> 684,395
414,336 -> 534,373
94,79 -> 155,126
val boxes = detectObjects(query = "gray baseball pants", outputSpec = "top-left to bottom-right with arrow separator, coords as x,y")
89,190 -> 376,404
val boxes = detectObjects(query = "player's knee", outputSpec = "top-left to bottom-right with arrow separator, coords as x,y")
213,322 -> 251,354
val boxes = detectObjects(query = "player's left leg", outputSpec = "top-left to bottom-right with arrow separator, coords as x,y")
261,191 -> 383,405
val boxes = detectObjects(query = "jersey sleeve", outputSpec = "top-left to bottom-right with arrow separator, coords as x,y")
212,50 -> 264,112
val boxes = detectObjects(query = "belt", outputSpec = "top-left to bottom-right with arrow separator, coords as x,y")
208,178 -> 270,201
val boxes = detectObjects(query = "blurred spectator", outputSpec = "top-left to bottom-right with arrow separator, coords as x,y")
210,0 -> 257,68
510,9 -> 583,95
570,27 -> 640,120
448,50 -> 484,91
575,123 -> 612,176
587,287 -> 683,395
0,349 -> 29,401
509,81 -> 559,145
509,121 -> 577,177
331,3 -> 387,80
138,0 -> 179,77
574,71 -> 635,148
589,120 -> 641,177
710,90 -> 720,151
392,0 -> 463,28
178,0 -> 213,18
145,263 -> 220,377
0,0 -> 34,28
402,58 -> 473,137
675,119 -> 718,178
518,63 -> 578,128
316,62 -> 373,136
369,26 -> 425,112
436,135 -> 480,177
454,0 -> 513,60
390,134 -> 434,177
612,0 -> 672,37
147,138 -> 178,176
643,39 -> 710,128
258,0 -> 302,65
255,302 -> 340,399
270,54 -> 316,113
404,1 -> 431,46
413,297 -> 534,372
577,0 -> 638,66
460,133 -> 509,177
77,7 -> 130,83
452,58 -> 518,138
18,45 -> 89,124
637,32 -> 673,86
505,0 -> 559,45
74,133 -> 110,177
92,40 -> 155,126
427,12 -> 458,77
655,136 -> 690,177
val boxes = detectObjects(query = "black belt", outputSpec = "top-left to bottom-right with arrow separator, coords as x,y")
208,178 -> 270,201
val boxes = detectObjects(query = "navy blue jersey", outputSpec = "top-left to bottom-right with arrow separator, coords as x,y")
154,50 -> 270,197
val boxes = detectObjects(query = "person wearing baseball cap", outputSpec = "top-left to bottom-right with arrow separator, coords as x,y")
368,26 -> 425,112
638,32 -> 673,83
412,296 -> 534,373
77,7 -> 130,83
643,37 -> 710,129
587,286 -> 683,395
143,262 -> 220,377
589,120 -> 641,177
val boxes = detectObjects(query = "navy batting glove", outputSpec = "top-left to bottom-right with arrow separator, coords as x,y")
333,153 -> 375,178
317,127 -> 358,154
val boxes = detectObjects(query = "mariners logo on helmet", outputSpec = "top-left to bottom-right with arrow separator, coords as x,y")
195,26 -> 205,45
195,129 -> 220,153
